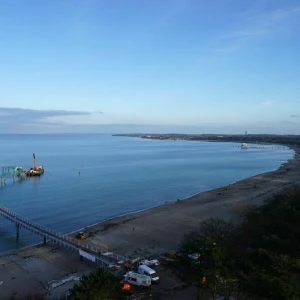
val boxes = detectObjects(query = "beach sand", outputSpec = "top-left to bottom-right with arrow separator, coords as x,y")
1,145 -> 299,299
81,146 -> 300,259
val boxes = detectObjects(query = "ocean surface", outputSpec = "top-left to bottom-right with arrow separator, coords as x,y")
0,134 -> 294,254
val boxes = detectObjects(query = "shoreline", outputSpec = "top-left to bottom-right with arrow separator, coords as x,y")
0,141 -> 295,256
0,144 -> 299,299
2,145 -> 296,256
72,144 -> 299,258
71,145 -> 296,236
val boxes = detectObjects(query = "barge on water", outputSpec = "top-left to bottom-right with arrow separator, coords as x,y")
27,153 -> 44,177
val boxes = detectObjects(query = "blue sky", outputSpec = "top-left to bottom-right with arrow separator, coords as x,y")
0,0 -> 300,134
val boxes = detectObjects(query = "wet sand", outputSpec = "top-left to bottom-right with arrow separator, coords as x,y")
1,145 -> 299,299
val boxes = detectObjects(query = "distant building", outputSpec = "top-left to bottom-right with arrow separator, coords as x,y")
245,131 -> 248,135
241,143 -> 249,149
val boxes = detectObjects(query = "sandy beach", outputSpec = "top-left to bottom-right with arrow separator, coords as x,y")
82,146 -> 300,257
1,145 -> 300,299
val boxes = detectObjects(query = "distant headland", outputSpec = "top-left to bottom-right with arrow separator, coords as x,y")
113,133 -> 300,147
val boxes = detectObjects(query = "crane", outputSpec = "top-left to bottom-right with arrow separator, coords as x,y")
27,153 -> 44,176
33,153 -> 37,170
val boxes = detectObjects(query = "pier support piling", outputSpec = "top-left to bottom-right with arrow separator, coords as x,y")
43,236 -> 46,245
16,224 -> 20,240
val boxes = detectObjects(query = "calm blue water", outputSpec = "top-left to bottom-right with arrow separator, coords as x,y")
0,134 -> 294,253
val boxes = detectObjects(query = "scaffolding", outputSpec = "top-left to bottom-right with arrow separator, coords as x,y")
0,166 -> 27,186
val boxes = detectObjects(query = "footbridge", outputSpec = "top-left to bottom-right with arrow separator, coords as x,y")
0,205 -> 126,267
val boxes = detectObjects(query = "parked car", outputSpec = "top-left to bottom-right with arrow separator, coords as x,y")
138,259 -> 160,267
188,253 -> 201,260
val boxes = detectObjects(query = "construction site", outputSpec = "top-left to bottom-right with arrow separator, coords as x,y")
0,153 -> 44,187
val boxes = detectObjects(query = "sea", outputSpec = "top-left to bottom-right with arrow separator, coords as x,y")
0,134 -> 294,254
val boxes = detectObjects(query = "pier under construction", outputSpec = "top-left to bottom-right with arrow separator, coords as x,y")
0,153 -> 44,186
0,166 -> 27,185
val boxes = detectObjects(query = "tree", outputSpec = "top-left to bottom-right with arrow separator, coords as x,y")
231,189 -> 300,299
173,188 -> 300,300
70,268 -> 127,300
238,249 -> 300,300
177,232 -> 236,299
199,218 -> 235,245
9,293 -> 46,300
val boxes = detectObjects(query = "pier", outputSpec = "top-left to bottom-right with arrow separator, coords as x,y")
0,205 -> 126,268
1,154 -> 44,186
0,166 -> 27,186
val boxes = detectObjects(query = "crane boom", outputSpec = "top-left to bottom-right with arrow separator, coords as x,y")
33,153 -> 37,169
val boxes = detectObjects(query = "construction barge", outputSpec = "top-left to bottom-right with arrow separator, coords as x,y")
27,153 -> 44,176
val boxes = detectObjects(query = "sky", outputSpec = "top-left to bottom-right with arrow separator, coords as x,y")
0,0 -> 300,134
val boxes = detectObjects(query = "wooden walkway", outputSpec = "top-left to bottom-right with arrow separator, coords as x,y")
0,205 -> 126,267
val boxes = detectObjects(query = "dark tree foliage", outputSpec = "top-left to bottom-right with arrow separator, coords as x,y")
239,249 -> 300,299
199,218 -> 235,245
177,232 -> 236,299
236,192 -> 300,254
123,133 -> 300,147
175,188 -> 300,300
233,189 -> 300,299
9,293 -> 45,300
70,267 -> 126,300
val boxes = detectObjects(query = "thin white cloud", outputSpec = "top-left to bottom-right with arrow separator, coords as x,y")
217,5 -> 300,53
0,107 -> 91,120
220,29 -> 267,40
260,100 -> 276,107
281,120 -> 299,125
254,6 -> 300,25
0,107 -> 96,127
0,107 -> 106,133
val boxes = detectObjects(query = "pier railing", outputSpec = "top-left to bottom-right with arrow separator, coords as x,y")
0,205 -> 126,266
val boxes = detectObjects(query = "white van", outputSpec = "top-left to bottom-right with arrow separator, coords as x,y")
138,265 -> 160,283
122,271 -> 151,287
